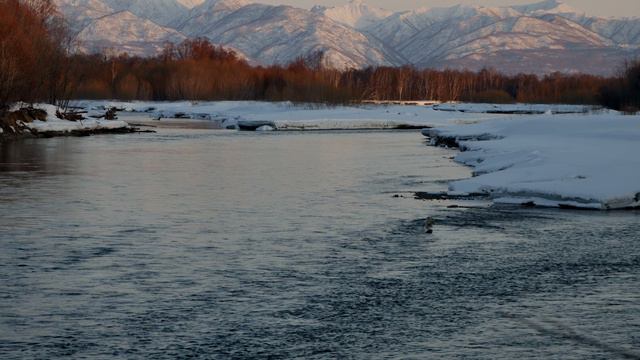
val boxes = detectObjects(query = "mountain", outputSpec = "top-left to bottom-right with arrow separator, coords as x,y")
363,1 -> 638,74
55,0 -> 186,56
55,0 -> 640,74
55,0 -> 116,33
512,0 -> 579,15
365,4 -> 613,66
311,0 -> 393,29
100,0 -> 191,27
76,10 -> 185,56
176,0 -> 205,8
174,0 -> 397,68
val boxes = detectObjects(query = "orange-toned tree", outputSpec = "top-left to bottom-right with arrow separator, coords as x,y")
0,0 -> 71,113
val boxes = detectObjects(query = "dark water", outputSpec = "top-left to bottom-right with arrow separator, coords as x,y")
0,128 -> 639,359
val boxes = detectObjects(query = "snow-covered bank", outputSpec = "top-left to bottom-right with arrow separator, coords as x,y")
72,100 -> 503,130
1,104 -> 132,140
424,114 -> 640,210
433,103 -> 595,114
28,118 -> 130,134
73,100 -> 614,130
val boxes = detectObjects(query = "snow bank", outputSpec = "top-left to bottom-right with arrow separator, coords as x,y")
425,113 -> 640,209
27,118 -> 130,132
433,103 -> 596,114
70,100 -> 502,130
14,104 -> 130,134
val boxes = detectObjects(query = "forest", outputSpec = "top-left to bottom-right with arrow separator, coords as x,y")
1,0 -> 639,115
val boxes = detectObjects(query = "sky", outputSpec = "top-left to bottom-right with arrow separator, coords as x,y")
257,0 -> 640,18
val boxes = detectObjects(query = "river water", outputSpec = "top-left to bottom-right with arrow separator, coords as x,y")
0,127 -> 639,359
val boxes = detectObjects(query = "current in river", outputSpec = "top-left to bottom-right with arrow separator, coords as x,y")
0,127 -> 639,359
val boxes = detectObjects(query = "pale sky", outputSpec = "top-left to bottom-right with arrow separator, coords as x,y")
257,0 -> 640,18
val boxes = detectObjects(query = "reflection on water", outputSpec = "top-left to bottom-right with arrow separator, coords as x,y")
0,138 -> 76,174
0,128 -> 638,359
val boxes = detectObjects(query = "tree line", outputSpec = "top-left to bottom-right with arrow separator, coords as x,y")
1,0 -> 639,114
0,0 -> 72,113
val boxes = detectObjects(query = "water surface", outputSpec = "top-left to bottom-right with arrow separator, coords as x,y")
0,128 -> 639,359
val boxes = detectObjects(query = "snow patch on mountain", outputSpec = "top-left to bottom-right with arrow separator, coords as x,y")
77,10 -> 186,56
312,0 -> 392,29
176,0 -> 205,8
102,0 -> 191,26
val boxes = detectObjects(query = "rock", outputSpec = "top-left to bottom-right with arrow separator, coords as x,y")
0,108 -> 44,135
424,217 -> 435,234
88,107 -> 118,120
237,120 -> 277,131
57,110 -> 86,121
5,107 -> 47,123
256,125 -> 275,132
104,107 -> 117,120
21,107 -> 47,121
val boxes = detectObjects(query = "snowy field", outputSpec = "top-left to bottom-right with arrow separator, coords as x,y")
67,100 -> 640,209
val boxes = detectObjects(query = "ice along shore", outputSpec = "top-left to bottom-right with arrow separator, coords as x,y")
423,113 -> 640,210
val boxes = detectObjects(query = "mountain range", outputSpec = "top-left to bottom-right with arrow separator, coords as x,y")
55,0 -> 640,75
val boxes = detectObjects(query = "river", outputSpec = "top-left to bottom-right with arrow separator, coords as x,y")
1,126 -> 639,359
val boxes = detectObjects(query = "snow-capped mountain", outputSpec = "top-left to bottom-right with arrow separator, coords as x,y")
101,0 -> 191,26
55,0 -> 640,74
77,11 -> 186,56
311,0 -> 393,29
174,0 -> 397,68
55,0 -> 115,33
363,1 -> 626,72
362,0 -> 639,73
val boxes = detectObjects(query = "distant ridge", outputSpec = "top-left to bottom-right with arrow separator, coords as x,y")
55,0 -> 640,75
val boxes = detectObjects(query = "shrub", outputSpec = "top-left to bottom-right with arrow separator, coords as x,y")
598,60 -> 640,111
467,90 -> 515,104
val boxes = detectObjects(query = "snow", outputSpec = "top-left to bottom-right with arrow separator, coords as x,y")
425,113 -> 640,209
13,103 -> 130,134
313,0 -> 393,29
76,10 -> 186,56
71,100 -> 503,129
433,103 -> 595,114
255,125 -> 275,132
28,118 -> 130,132
176,0 -> 205,9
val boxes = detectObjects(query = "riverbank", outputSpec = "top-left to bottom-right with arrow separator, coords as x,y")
71,100 -> 570,131
0,104 -> 134,141
423,113 -> 640,210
